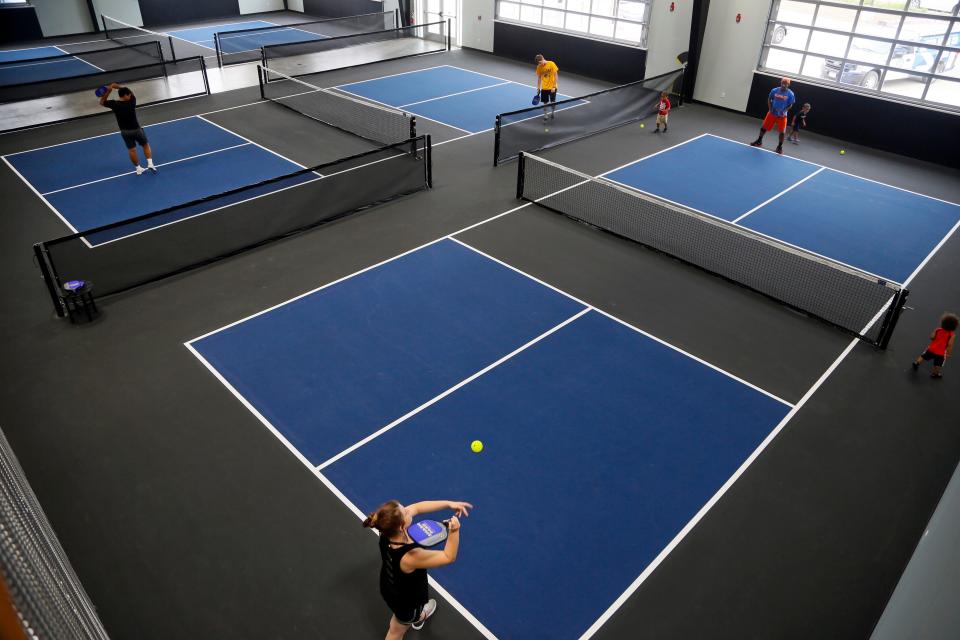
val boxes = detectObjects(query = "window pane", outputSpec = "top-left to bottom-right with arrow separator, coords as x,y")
801,54 -> 831,80
906,0 -> 958,16
590,16 -> 615,36
890,44 -> 941,72
814,5 -> 857,31
617,0 -> 647,22
900,16 -> 951,44
773,1 -> 816,26
520,4 -> 541,21
543,0 -> 565,9
567,0 -> 589,12
771,24 -> 811,49
615,19 -> 644,42
847,37 -> 892,65
499,1 -> 520,20
520,0 -> 542,5
939,46 -> 960,77
808,29 -> 850,56
882,71 -> 927,98
593,0 -> 616,17
428,0 -> 441,11
855,11 -> 901,38
543,8 -> 565,27
764,48 -> 804,73
925,78 -> 960,106
566,12 -> 589,31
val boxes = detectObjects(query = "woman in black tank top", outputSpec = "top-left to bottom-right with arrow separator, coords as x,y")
362,499 -> 472,639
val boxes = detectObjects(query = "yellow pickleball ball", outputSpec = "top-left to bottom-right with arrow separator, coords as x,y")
840,149 -> 846,155
470,440 -> 483,453
640,123 -> 645,128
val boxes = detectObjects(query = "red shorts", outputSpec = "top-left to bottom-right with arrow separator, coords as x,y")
762,113 -> 788,133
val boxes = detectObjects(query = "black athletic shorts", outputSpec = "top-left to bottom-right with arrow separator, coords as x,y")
388,600 -> 426,625
540,89 -> 557,103
921,350 -> 945,367
120,128 -> 148,149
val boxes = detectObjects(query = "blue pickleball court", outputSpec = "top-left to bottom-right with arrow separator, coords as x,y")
2,116 -> 314,245
0,45 -> 103,86
166,20 -> 280,50
605,134 -> 960,284
187,238 -> 792,640
337,65 -> 584,133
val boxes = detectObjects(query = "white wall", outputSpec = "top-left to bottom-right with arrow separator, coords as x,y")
32,0 -> 94,36
91,0 -> 143,27
288,0 -> 305,10
461,0 -> 494,52
694,0 -> 771,111
645,0 -> 692,78
240,0 -> 285,14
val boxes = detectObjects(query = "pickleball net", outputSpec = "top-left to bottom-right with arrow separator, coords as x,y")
516,153 -> 909,348
101,14 -> 176,61
259,65 -> 415,146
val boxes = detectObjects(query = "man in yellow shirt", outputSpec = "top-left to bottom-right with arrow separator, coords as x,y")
535,54 -> 559,122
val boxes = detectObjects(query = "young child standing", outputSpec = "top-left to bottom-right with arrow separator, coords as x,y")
654,91 -> 671,133
912,313 -> 958,379
788,103 -> 812,144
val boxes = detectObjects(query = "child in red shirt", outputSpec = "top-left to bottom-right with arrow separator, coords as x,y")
912,313 -> 958,379
654,91 -> 670,133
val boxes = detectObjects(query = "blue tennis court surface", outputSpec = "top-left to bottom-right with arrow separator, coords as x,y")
606,134 -> 960,284
338,65 -> 583,133
167,20 -> 278,50
188,238 -> 792,640
3,116 -> 313,244
0,46 -> 102,85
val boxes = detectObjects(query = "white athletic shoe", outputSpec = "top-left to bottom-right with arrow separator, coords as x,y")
411,599 -> 436,630
135,165 -> 144,175
148,164 -> 158,173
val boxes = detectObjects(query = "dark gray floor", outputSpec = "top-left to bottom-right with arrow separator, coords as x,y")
1,48 -> 959,639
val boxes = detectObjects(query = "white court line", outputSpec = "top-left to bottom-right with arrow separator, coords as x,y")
317,308 -> 592,470
1,156 -> 80,236
449,238 -> 793,408
197,115 -> 310,170
40,143 -> 252,196
182,342 -> 500,639
398,81 -> 511,108
0,57 -> 98,70
333,86 -> 472,134
707,133 -> 960,207
731,167 -> 825,224
0,44 -> 70,53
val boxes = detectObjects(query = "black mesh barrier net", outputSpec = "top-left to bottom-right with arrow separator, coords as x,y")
260,64 -> 415,146
494,69 -> 684,165
517,153 -> 908,348
102,14 -> 177,62
34,136 -> 432,313
0,41 -> 166,103
216,11 -> 398,67
261,21 -> 449,78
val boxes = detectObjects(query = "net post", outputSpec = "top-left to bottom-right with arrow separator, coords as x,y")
395,7 -> 400,28
516,152 -> 526,199
425,135 -> 433,188
215,33 -> 223,68
876,288 -> 909,350
494,115 -> 502,166
409,115 -> 417,140
260,46 -> 268,71
33,243 -> 64,318
156,41 -> 168,78
167,34 -> 176,62
199,56 -> 210,95
101,13 -> 108,34
447,19 -> 451,50
257,64 -> 265,99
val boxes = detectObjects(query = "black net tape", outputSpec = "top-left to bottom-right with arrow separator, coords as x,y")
35,136 -> 431,308
261,21 -> 449,78
518,152 -> 908,347
494,69 -> 683,165
216,11 -> 398,67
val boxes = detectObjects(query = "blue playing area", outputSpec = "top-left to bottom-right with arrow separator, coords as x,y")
2,116 -> 313,244
338,65 -> 582,133
167,20 -> 279,50
188,238 -> 792,640
0,46 -> 102,86
605,134 -> 960,284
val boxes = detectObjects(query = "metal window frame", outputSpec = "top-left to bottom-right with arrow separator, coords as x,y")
495,0 -> 648,46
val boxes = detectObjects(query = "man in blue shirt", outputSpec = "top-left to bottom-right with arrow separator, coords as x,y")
750,77 -> 796,155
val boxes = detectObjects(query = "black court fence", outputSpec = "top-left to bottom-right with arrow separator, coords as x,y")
0,41 -> 164,103
34,136 -> 432,317
0,55 -> 209,133
261,20 -> 451,78
494,68 -> 684,165
216,10 -> 399,67
517,152 -> 908,348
